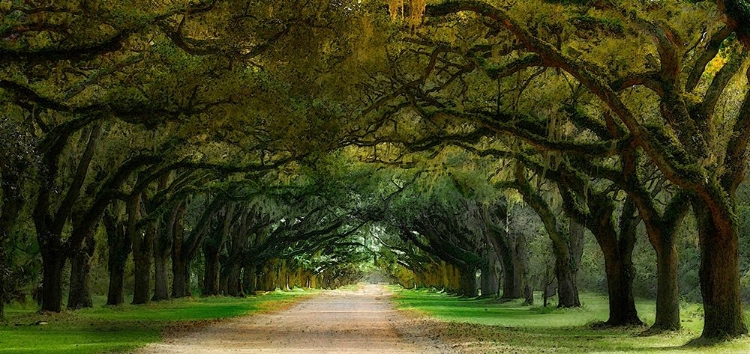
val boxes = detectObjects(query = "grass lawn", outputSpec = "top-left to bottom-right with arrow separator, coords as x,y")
0,289 -> 313,354
391,287 -> 750,353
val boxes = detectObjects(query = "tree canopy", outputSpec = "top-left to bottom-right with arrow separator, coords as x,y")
1,0 -> 750,343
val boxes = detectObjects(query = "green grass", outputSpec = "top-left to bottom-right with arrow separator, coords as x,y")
0,290 -> 313,354
391,287 -> 750,353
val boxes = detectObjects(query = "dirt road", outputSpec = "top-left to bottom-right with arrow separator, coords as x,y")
138,284 -> 451,353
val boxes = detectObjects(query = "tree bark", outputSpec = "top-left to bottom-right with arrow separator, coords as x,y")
153,252 -> 170,301
202,245 -> 221,296
172,254 -> 188,298
243,264 -> 257,295
555,255 -> 580,308
227,263 -> 243,296
515,169 -> 581,308
35,124 -> 101,312
556,221 -> 584,308
694,201 -> 747,338
171,205 -> 188,298
67,233 -> 95,309
132,216 -> 154,304
105,208 -> 131,306
40,247 -> 66,312
458,266 -> 478,296
598,212 -> 642,326
153,202 -> 179,301
219,265 -> 230,295
561,188 -> 642,326
651,241 -> 680,330
499,251 -> 522,298
495,231 -> 526,300
480,258 -> 499,298
602,251 -> 640,326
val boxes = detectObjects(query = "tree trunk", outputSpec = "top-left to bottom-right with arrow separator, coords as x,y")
132,218 -> 155,305
202,246 -> 220,296
219,265 -> 230,295
694,202 -> 747,338
104,205 -> 131,306
227,263 -> 243,296
40,247 -> 66,312
543,263 -> 557,307
524,283 -> 534,305
519,177 -> 582,308
458,266 -> 478,296
555,255 -> 580,308
153,252 -> 170,301
494,231 -> 525,299
500,253 -> 522,298
67,238 -> 94,309
107,258 -> 127,306
556,221 -> 584,308
153,203 -> 178,301
600,239 -> 641,326
480,259 -> 499,298
171,205 -> 188,298
243,265 -> 256,295
651,241 -> 680,330
172,256 -> 188,298
36,124 -> 102,313
577,199 -> 642,327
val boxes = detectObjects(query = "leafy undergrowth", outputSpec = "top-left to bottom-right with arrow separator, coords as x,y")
0,290 -> 315,354
391,287 -> 750,353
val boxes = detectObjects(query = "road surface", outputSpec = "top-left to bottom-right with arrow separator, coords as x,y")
138,284 -> 451,353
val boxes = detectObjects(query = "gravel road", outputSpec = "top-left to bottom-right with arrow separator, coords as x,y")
137,284 -> 453,353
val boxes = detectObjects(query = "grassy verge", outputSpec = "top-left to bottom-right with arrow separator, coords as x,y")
0,289 -> 314,354
391,287 -> 750,353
